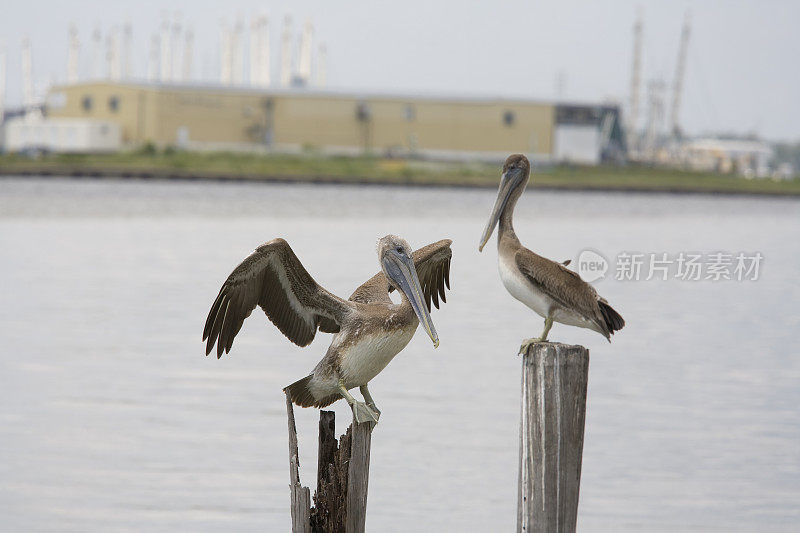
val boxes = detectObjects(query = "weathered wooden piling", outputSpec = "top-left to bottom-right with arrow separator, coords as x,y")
286,394 -> 376,533
517,342 -> 590,533
287,395 -> 312,533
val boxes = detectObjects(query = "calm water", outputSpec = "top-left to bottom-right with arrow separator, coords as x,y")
0,176 -> 798,532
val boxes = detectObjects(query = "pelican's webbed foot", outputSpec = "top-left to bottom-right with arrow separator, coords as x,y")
519,337 -> 543,354
339,381 -> 380,424
351,401 -> 380,424
518,317 -> 554,354
359,384 -> 381,418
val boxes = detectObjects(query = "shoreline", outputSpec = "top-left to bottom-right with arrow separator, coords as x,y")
2,164 -> 800,198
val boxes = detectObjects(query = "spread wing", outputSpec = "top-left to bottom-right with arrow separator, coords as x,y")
514,247 -> 608,332
203,238 -> 352,358
349,239 -> 453,311
410,239 -> 453,311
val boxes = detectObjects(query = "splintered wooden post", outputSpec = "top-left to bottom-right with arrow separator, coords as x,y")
316,411 -> 338,500
287,395 -> 311,533
286,394 -> 375,533
518,342 -> 590,533
345,420 -> 373,532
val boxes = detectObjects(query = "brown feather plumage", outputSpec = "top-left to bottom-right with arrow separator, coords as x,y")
202,238 -> 349,356
349,239 -> 453,311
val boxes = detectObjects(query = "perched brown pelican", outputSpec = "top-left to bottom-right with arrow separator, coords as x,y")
478,154 -> 624,351
203,235 -> 452,423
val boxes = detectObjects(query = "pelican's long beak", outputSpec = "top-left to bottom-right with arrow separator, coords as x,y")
479,172 -> 515,252
384,254 -> 439,348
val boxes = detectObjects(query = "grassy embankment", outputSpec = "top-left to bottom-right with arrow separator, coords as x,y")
1,150 -> 799,196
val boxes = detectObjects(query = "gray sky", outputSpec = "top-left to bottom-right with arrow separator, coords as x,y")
1,0 -> 798,141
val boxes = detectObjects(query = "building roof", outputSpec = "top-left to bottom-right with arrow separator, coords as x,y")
51,80 -> 619,109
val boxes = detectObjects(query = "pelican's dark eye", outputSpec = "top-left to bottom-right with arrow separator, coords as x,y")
396,247 -> 404,254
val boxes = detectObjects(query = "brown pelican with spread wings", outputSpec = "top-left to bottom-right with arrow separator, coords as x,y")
203,235 -> 452,423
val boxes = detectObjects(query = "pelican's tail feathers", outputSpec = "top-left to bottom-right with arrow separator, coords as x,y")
598,301 -> 625,336
284,375 -> 316,407
284,375 -> 341,408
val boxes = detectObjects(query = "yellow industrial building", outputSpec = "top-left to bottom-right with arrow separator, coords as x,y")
42,82 -> 624,163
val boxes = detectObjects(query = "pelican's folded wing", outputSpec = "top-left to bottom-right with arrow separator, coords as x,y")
514,248 -> 614,336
